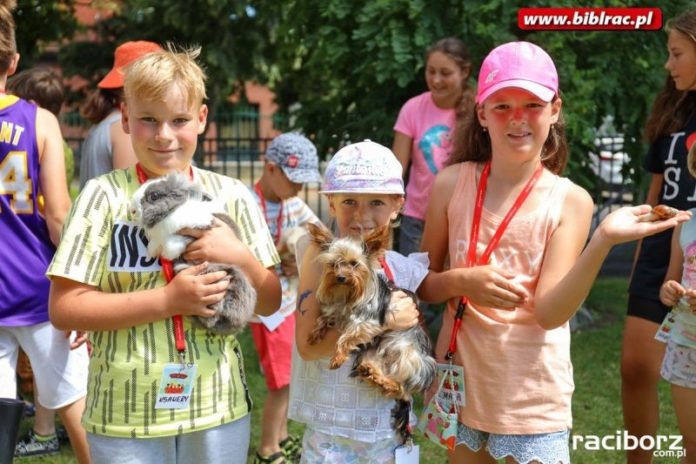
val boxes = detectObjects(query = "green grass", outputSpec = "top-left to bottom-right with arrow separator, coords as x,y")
18,277 -> 681,463
570,278 -> 679,464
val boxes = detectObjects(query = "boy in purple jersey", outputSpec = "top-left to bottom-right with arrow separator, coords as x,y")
0,4 -> 90,463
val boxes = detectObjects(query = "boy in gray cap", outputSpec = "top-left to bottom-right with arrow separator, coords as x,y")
250,132 -> 323,464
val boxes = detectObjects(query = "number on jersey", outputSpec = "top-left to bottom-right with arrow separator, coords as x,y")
0,151 -> 33,213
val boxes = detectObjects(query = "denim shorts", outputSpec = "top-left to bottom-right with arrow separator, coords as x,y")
456,422 -> 570,464
397,215 -> 424,256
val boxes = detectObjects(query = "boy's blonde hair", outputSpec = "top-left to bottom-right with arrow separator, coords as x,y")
123,44 -> 207,107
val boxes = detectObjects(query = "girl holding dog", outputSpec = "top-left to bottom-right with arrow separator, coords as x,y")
418,41 -> 690,464
290,140 -> 426,463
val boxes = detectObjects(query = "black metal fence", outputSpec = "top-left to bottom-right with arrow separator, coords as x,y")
65,134 -> 331,222
65,131 -> 634,230
587,136 -> 635,228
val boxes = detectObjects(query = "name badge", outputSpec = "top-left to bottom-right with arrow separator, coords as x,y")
655,311 -> 676,343
395,444 -> 419,464
436,363 -> 465,407
155,363 -> 197,409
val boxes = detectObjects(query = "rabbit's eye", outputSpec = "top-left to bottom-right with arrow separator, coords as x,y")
147,191 -> 162,202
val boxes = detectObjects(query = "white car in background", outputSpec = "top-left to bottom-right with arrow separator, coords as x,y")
588,135 -> 632,187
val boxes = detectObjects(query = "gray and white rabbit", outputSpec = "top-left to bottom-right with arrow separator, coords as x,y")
130,172 -> 256,335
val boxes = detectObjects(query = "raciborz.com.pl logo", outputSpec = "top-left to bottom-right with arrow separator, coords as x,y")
572,431 -> 685,459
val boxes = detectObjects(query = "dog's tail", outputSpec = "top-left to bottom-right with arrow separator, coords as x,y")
391,398 -> 412,444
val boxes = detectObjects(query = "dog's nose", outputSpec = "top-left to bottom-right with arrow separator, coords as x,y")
336,275 -> 347,284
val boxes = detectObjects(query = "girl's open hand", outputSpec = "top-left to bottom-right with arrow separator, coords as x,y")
460,265 -> 528,310
180,218 -> 243,264
385,290 -> 420,331
660,280 -> 685,307
164,262 -> 229,318
596,205 -> 691,246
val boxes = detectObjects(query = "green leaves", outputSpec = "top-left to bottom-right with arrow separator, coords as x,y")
22,0 -> 696,195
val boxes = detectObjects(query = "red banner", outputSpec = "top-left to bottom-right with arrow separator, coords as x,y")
519,7 -> 662,31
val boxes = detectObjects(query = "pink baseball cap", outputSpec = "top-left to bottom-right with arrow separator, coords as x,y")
476,41 -> 558,104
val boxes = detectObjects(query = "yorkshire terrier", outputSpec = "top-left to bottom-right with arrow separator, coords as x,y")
306,222 -> 437,442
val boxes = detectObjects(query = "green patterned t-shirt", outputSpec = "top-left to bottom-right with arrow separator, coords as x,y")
47,166 -> 279,438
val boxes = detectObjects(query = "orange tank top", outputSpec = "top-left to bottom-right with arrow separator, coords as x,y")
434,162 -> 574,434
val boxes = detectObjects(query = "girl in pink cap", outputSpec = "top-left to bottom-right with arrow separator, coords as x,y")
419,41 -> 691,464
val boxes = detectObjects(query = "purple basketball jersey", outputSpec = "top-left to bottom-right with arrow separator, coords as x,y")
0,97 -> 54,326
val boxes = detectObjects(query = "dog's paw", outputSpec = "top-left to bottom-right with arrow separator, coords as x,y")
329,353 -> 347,369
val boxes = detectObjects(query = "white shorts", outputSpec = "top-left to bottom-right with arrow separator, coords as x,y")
661,340 -> 696,388
301,428 -> 400,463
0,322 -> 88,409
87,414 -> 250,464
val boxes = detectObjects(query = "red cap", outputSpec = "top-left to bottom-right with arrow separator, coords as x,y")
97,41 -> 162,89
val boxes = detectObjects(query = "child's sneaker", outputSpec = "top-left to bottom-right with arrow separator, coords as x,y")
279,435 -> 302,462
253,450 -> 287,464
14,429 -> 60,457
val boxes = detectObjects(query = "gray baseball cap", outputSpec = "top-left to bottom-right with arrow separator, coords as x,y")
265,132 -> 322,184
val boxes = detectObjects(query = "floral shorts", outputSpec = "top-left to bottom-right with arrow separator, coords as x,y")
300,428 -> 400,464
661,341 -> 696,388
456,423 -> 570,464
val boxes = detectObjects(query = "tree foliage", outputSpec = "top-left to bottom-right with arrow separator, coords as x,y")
260,0 -> 693,193
28,0 -> 696,192
55,0 -> 269,117
14,0 -> 78,65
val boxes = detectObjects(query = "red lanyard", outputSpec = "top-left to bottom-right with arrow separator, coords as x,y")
378,256 -> 394,283
254,182 -> 283,245
135,163 -> 193,358
445,161 -> 544,360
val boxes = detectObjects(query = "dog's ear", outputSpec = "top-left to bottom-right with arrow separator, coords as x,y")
363,226 -> 390,259
307,222 -> 333,251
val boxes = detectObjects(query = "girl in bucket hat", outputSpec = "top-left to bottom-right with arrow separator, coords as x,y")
289,140 -> 429,463
79,40 -> 161,188
419,41 -> 690,464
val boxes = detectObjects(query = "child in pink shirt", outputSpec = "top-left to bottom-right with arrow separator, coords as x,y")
392,37 -> 473,256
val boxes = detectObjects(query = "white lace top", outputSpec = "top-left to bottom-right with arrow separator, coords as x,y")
288,249 -> 429,442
